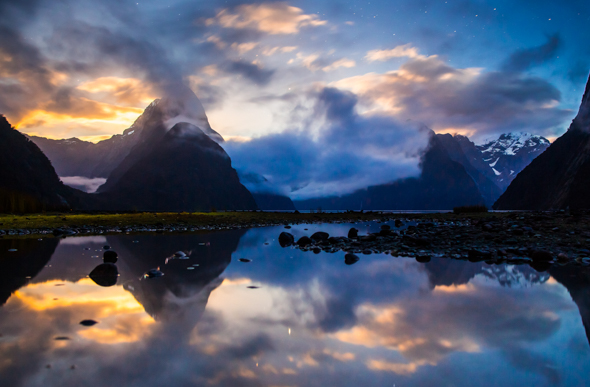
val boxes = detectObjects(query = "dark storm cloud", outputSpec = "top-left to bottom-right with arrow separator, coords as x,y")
502,34 -> 562,72
222,60 -> 275,85
225,87 -> 430,198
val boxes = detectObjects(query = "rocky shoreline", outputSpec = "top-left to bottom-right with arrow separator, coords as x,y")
277,210 -> 590,269
3,210 -> 590,269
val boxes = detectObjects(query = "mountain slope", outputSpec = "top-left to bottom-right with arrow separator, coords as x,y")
437,134 -> 503,207
494,74 -> 590,210
294,132 -> 485,210
0,115 -> 87,212
476,132 -> 550,190
96,122 -> 257,211
29,88 -> 225,181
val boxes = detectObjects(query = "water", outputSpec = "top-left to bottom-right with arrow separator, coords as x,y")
1,222 -> 589,387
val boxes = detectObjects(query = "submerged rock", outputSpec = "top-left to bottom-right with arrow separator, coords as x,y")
310,231 -> 329,242
344,253 -> 360,265
144,268 -> 164,279
279,232 -> 295,247
297,236 -> 312,247
79,320 -> 98,327
103,250 -> 118,263
89,263 -> 119,287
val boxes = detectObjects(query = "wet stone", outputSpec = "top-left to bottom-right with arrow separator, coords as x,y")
279,232 -> 295,247
103,250 -> 118,263
344,253 -> 360,265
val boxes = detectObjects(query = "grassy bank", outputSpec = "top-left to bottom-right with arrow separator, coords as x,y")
0,210 -> 511,234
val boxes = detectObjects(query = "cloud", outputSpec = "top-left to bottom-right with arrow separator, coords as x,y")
323,58 -> 356,72
224,86 -> 430,199
206,2 -> 327,35
364,43 -> 421,62
60,176 -> 107,193
501,34 -> 562,72
334,54 -> 571,140
221,60 -> 275,85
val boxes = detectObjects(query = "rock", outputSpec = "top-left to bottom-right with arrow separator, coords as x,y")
310,231 -> 329,241
380,224 -> 391,230
530,250 -> 553,262
348,228 -> 358,239
79,320 -> 98,327
89,263 -> 119,287
279,232 -> 295,247
312,247 -> 321,254
297,236 -> 312,247
173,251 -> 187,258
468,249 -> 492,262
529,261 -> 551,272
103,245 -> 111,250
362,250 -> 372,255
103,250 -> 118,263
416,255 -> 431,263
360,234 -> 377,242
144,268 -> 164,279
344,253 -> 360,265
238,258 -> 251,262
394,219 -> 403,227
557,253 -> 570,262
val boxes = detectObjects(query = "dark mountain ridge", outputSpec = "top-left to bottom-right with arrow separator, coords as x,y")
0,115 -> 88,212
294,132 -> 486,210
494,74 -> 590,210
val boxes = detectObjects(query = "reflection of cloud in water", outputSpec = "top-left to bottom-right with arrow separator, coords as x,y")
59,236 -> 108,246
1,226 -> 590,386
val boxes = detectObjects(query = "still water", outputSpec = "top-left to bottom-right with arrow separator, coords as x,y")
1,222 -> 589,387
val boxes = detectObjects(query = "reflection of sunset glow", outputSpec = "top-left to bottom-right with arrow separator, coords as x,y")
14,279 -> 154,344
366,359 -> 426,375
15,279 -> 146,315
433,283 -> 475,293
333,302 -> 481,365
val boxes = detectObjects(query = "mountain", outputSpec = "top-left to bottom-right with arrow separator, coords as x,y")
294,132 -> 485,210
28,125 -> 141,179
0,115 -> 88,212
29,88 -> 224,181
494,74 -> 590,210
550,266 -> 590,345
476,132 -> 550,190
437,134 -> 503,207
94,99 -> 257,211
237,171 -> 296,210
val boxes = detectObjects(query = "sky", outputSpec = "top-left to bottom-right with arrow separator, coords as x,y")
2,0 -> 590,198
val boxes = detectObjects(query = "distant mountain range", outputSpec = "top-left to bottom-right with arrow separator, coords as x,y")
5,79 -> 570,213
495,75 -> 590,210
294,130 -> 550,210
476,132 -> 550,191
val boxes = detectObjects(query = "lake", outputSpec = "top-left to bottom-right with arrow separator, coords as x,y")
1,221 -> 589,387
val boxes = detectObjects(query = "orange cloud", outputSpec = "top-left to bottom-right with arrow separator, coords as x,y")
77,76 -> 157,106
365,44 -> 420,62
206,2 -> 327,35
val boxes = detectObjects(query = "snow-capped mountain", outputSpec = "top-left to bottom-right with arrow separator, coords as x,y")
476,132 -> 550,190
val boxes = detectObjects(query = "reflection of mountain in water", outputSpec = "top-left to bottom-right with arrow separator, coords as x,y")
1,230 -> 245,334
0,238 -> 59,305
425,259 -> 550,289
550,266 -> 590,346
111,230 -> 245,326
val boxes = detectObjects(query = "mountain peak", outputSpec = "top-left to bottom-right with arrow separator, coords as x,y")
572,73 -> 590,132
